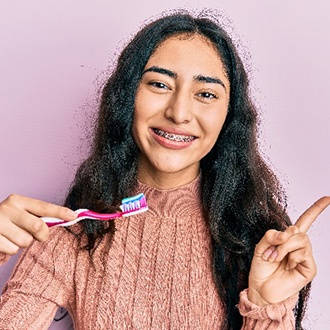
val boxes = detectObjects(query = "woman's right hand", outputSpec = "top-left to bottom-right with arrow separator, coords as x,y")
0,194 -> 77,256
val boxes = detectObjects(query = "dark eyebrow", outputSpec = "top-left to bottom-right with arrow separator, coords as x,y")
142,66 -> 177,78
142,66 -> 227,91
194,74 -> 226,90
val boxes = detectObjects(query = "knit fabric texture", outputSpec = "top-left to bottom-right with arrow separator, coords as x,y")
0,176 -> 297,329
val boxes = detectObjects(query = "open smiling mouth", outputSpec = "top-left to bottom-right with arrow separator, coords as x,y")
153,128 -> 196,142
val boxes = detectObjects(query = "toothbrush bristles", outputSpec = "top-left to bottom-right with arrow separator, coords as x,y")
120,193 -> 148,214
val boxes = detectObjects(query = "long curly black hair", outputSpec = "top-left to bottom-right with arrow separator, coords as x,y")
65,11 -> 310,330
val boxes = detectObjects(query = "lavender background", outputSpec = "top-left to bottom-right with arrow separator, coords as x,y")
0,1 -> 329,328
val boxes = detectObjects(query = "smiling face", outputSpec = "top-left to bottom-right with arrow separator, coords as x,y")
133,34 -> 230,188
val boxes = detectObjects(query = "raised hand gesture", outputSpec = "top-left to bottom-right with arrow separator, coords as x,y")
248,196 -> 330,306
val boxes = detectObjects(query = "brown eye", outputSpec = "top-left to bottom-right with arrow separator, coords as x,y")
197,91 -> 218,99
148,81 -> 170,90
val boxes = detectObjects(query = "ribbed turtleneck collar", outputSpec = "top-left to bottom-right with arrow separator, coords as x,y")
135,173 -> 203,218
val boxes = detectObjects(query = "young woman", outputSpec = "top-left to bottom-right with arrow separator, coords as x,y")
0,11 -> 329,330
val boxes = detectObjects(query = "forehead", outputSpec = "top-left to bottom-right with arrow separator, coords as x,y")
145,34 -> 227,80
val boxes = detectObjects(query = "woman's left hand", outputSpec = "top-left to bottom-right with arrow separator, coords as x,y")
248,196 -> 330,306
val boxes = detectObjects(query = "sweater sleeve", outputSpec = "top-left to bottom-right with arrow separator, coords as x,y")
238,289 -> 297,329
0,227 -> 78,330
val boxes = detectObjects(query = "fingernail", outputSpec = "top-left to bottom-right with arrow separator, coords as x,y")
262,247 -> 274,261
268,249 -> 278,262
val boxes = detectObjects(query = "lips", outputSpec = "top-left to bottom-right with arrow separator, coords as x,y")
152,128 -> 196,142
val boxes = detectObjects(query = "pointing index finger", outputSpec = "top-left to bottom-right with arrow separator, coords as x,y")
295,196 -> 330,233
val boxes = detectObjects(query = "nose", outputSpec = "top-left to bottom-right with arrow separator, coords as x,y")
165,90 -> 193,124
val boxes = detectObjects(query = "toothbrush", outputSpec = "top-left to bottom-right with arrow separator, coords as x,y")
42,193 -> 148,227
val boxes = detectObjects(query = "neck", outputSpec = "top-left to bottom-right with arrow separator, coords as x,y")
137,164 -> 200,190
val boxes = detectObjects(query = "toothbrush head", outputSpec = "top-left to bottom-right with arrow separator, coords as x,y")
120,193 -> 148,216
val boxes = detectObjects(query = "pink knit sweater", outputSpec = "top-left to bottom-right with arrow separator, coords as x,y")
0,176 -> 297,329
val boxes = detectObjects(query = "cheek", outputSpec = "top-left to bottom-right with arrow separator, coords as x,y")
134,90 -> 143,121
134,97 -> 151,129
204,110 -> 228,141
135,84 -> 171,117
133,92 -> 147,130
132,104 -> 142,146
132,97 -> 151,151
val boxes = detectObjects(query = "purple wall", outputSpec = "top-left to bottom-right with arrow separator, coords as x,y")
0,1 -> 329,328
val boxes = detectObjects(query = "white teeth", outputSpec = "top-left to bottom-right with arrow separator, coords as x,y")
153,129 -> 195,142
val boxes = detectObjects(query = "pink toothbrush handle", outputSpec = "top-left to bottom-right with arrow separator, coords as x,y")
42,193 -> 148,227
77,210 -> 126,220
